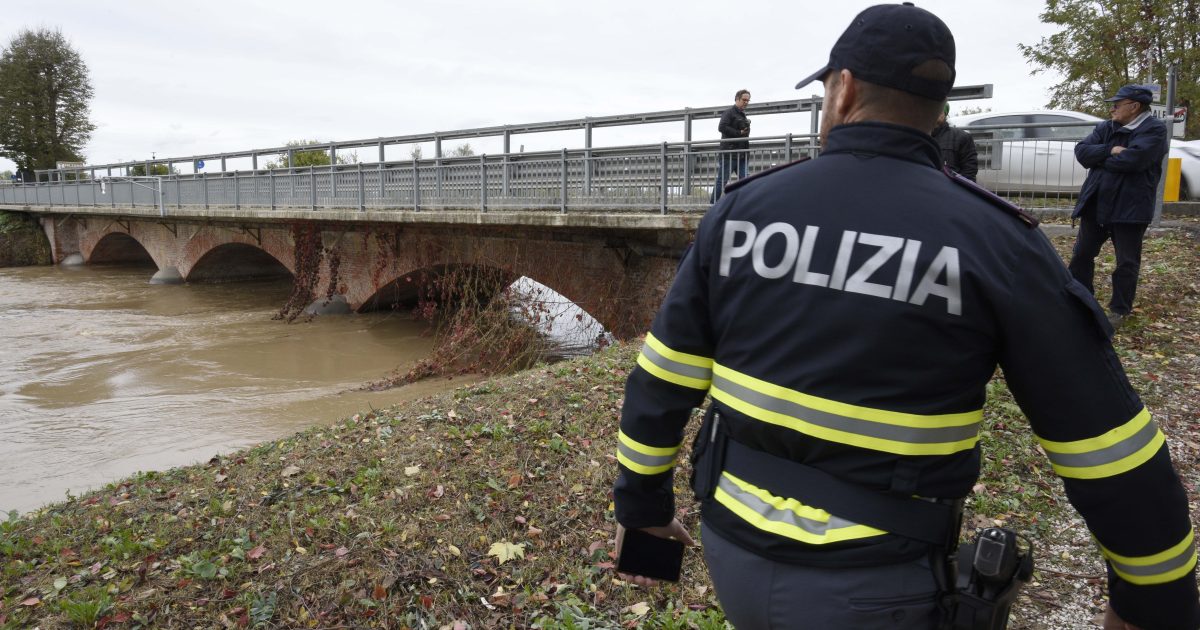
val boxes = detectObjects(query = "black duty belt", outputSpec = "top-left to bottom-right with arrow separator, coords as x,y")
722,437 -> 962,548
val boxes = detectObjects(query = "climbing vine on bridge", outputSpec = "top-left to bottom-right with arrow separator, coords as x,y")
274,222 -> 324,323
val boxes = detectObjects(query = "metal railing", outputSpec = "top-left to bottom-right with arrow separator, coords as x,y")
2,135 -> 819,215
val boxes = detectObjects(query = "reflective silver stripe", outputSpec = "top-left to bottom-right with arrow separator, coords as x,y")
1108,541 -> 1197,579
641,342 -> 713,381
712,373 -> 980,445
717,475 -> 864,536
1043,417 -> 1160,469
618,442 -> 675,470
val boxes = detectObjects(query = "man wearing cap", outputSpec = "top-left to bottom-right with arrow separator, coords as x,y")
1067,84 -> 1169,329
932,102 -> 978,181
613,3 -> 1198,629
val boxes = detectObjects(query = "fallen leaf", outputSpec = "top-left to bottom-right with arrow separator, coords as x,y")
487,541 -> 526,564
246,546 -> 266,560
20,597 -> 39,607
334,546 -> 349,558
373,584 -> 387,600
281,465 -> 301,478
627,601 -> 650,616
404,466 -> 421,476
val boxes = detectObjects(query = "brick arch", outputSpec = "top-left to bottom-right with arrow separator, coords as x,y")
79,224 -> 164,268
338,226 -> 667,337
177,225 -> 296,280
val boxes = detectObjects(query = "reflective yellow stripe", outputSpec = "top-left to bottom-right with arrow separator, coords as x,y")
710,363 -> 981,455
616,430 -> 680,475
714,472 -> 886,544
1100,530 -> 1198,586
636,333 -> 713,390
1038,409 -> 1164,479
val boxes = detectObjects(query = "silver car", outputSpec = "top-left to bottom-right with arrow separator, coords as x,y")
1169,139 -> 1200,201
948,110 -> 1104,194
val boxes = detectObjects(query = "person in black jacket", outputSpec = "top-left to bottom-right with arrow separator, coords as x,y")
711,90 -> 751,203
1068,84 -> 1169,329
931,102 -> 978,181
614,4 -> 1199,629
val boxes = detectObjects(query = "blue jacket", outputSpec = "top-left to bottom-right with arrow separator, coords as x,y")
615,122 -> 1199,629
1073,113 -> 1169,224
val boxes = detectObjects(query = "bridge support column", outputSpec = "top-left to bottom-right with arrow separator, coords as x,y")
150,266 -> 183,285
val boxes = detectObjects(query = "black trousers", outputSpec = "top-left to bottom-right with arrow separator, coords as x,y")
702,522 -> 945,629
1067,213 -> 1149,316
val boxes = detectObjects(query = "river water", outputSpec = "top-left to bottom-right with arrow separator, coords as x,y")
0,264 -> 466,515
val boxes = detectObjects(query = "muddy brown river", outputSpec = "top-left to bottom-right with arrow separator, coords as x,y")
0,264 -> 467,514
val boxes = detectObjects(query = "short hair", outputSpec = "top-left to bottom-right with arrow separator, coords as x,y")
1133,101 -> 1152,115
735,89 -> 751,102
850,60 -> 953,132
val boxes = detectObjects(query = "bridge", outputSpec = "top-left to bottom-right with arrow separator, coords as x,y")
0,89 -> 993,337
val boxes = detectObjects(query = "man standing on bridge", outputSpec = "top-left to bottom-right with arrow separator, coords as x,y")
711,89 -> 751,203
614,3 -> 1198,628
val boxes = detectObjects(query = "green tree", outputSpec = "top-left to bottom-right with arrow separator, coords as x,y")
1020,0 -> 1199,138
0,29 -> 96,174
266,140 -> 356,169
450,142 -> 475,157
0,169 -> 12,182
128,164 -> 176,176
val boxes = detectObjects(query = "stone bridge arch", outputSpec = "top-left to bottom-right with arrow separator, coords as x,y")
79,223 -> 164,268
179,225 -> 296,281
335,225 -> 674,337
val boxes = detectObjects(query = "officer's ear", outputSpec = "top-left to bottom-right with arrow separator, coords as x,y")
834,69 -> 858,118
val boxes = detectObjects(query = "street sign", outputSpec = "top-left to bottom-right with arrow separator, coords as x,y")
1151,104 -> 1187,138
1146,84 -> 1162,103
196,160 -> 206,170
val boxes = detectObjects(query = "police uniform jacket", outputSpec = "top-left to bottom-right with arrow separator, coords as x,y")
1073,112 -> 1169,225
615,121 -> 1199,629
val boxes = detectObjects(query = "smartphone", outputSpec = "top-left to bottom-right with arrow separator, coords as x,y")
616,528 -> 685,582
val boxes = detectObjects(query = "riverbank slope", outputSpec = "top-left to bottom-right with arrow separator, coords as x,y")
2,227 -> 1198,629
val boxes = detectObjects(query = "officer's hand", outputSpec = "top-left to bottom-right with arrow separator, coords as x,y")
1111,145 -> 1126,156
1102,604 -> 1143,630
615,519 -> 696,587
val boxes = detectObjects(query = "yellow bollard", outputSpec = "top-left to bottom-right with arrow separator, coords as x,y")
1163,157 -> 1182,202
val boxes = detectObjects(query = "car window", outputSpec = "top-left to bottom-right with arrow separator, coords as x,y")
1028,114 -> 1093,140
968,115 -> 1028,140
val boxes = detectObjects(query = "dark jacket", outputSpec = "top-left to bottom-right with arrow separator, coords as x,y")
931,121 -> 978,181
718,105 -> 750,151
1073,113 -> 1169,224
615,122 -> 1199,630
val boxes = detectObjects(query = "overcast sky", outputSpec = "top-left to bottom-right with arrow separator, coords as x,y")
1,0 -> 1064,174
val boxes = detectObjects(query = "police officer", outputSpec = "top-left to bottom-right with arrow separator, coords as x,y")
613,4 -> 1199,629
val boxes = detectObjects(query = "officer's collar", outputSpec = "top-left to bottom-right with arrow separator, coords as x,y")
821,122 -> 942,168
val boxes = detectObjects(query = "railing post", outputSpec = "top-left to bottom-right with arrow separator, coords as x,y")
660,141 -> 668,214
203,173 -> 209,209
234,171 -> 240,210
560,148 -> 568,213
130,180 -> 135,208
330,161 -> 337,200
480,154 -> 488,212
310,167 -> 316,210
377,163 -> 384,206
683,111 -> 693,200
270,169 -> 276,210
502,130 -> 511,198
357,162 -> 365,211
412,159 -> 421,211
785,133 -> 793,162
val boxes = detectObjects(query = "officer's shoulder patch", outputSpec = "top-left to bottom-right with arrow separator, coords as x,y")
724,156 -> 812,193
944,166 -> 1039,228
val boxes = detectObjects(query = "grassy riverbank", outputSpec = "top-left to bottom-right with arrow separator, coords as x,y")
0,211 -> 51,267
2,228 -> 1198,629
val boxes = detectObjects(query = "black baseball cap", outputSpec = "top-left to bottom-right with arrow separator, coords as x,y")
794,3 -> 956,101
1105,85 -> 1154,105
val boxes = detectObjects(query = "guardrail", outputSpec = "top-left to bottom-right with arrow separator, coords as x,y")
3,135 -> 819,214
6,118 -> 1141,214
